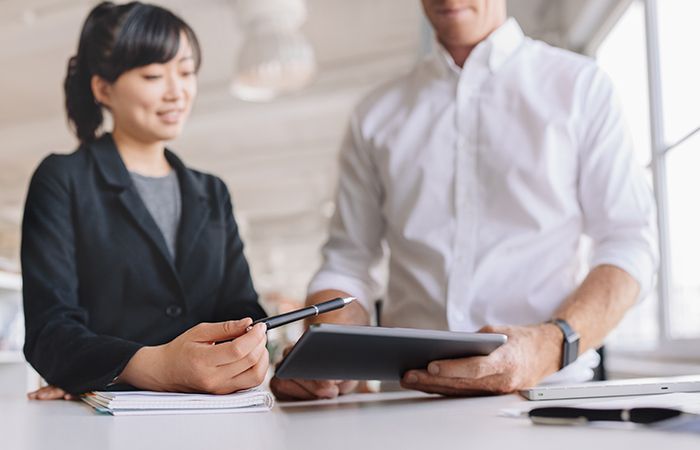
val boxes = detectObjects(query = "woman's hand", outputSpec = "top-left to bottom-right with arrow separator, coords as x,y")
119,318 -> 269,394
27,385 -> 76,401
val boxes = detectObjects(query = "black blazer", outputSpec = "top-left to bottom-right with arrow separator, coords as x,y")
21,134 -> 265,394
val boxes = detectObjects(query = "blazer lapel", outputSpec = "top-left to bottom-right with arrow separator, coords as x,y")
165,150 -> 211,274
89,134 -> 183,292
116,188 -> 176,269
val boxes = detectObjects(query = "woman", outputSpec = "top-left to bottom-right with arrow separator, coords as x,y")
23,1 -> 269,400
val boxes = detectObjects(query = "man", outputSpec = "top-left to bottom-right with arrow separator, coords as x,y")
271,0 -> 657,400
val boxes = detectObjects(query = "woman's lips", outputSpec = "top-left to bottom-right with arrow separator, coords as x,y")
157,109 -> 184,124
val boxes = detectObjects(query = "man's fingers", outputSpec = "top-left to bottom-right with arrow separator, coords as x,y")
402,369 -> 516,395
270,377 -> 320,401
191,318 -> 254,342
302,380 -> 342,398
206,322 -> 266,366
269,377 -> 344,400
478,324 -> 502,334
338,380 -> 358,395
427,354 -> 502,379
279,378 -> 341,398
271,347 -> 351,401
400,378 -> 489,397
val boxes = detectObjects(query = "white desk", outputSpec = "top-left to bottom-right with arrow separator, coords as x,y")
1,370 -> 698,450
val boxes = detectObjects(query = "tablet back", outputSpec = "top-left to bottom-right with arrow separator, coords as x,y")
275,324 -> 507,380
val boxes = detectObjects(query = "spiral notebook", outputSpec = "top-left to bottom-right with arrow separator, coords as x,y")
82,387 -> 274,416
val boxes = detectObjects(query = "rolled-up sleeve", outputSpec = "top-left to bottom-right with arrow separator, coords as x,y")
576,66 -> 659,299
307,114 -> 386,313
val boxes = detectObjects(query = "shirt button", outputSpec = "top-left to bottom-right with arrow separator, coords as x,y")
165,305 -> 183,318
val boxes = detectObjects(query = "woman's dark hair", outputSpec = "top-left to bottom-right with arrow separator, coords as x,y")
64,1 -> 201,143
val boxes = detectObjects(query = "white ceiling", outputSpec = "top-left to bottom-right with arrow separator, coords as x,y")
0,0 -> 624,299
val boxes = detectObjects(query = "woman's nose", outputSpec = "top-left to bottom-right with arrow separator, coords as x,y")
163,73 -> 185,100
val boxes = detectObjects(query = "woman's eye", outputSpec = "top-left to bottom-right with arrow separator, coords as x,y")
181,70 -> 195,77
142,74 -> 162,80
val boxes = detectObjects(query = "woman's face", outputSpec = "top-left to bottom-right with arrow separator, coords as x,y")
95,33 -> 197,144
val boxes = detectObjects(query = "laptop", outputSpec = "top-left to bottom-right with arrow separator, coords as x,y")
521,375 -> 700,401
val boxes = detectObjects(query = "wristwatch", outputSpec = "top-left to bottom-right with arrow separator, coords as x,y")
548,318 -> 580,369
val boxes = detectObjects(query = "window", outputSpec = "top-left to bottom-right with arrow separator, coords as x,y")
596,1 -> 651,168
666,132 -> 700,339
595,0 -> 657,350
595,0 -> 700,352
657,0 -> 700,340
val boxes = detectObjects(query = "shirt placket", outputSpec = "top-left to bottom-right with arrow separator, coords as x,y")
446,65 -> 489,331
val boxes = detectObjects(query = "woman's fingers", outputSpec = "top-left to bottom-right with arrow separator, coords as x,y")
28,385 -> 69,400
215,349 -> 270,394
217,334 -> 268,378
206,322 -> 267,366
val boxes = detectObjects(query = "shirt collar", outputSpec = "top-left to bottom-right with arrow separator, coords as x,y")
432,17 -> 525,77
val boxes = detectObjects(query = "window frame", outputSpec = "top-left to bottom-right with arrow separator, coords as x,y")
588,0 -> 700,359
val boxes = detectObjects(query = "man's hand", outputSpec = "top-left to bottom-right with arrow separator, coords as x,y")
401,323 -> 563,396
120,318 -> 269,394
269,345 -> 358,400
270,289 -> 369,401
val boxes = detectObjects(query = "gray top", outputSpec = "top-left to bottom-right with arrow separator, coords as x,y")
130,170 -> 181,259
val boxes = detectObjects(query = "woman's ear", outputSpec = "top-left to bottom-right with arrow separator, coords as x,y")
91,75 -> 111,109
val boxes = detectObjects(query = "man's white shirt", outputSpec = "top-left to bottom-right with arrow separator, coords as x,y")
309,18 -> 658,383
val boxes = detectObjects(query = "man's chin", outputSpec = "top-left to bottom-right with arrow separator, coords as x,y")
437,23 -> 491,46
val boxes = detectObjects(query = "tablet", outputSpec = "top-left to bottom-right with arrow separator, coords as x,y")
275,323 -> 507,380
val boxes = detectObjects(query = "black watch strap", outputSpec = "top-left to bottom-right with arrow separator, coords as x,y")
549,318 -> 580,369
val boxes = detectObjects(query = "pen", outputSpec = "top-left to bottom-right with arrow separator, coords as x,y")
248,297 -> 355,331
528,406 -> 684,425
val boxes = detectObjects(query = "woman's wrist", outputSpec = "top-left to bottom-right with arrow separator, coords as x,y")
118,345 -> 169,391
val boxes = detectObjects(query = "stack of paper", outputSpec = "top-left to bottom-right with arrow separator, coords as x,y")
82,388 -> 274,416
